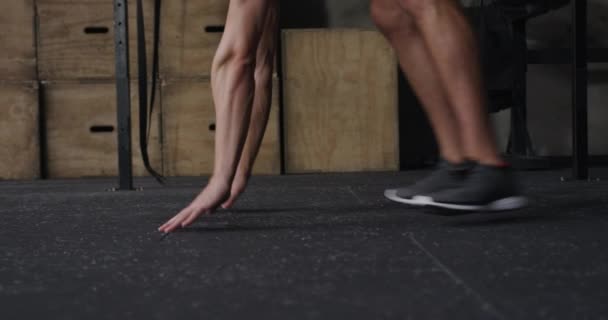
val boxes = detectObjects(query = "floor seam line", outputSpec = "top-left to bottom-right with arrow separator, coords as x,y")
346,186 -> 364,205
408,233 -> 506,320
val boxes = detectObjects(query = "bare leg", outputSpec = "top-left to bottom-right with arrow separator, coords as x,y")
222,1 -> 279,209
379,0 -> 526,210
398,0 -> 502,165
370,0 -> 464,163
160,0 -> 271,233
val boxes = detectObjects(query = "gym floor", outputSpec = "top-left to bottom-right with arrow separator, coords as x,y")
1,169 -> 607,319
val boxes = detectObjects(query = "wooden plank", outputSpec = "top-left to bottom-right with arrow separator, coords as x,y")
0,0 -> 36,80
282,29 -> 399,173
160,0 -> 229,79
37,0 -> 128,2
44,81 -> 162,178
162,79 -> 281,176
37,1 -> 154,80
0,82 -> 40,180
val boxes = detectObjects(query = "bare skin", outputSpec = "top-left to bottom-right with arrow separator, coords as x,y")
222,4 -> 278,209
370,0 -> 503,165
159,0 -> 278,233
160,0 -> 506,233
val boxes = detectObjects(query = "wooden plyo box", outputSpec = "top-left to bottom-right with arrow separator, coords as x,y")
43,81 -> 162,178
162,79 -> 281,176
36,0 -> 155,80
160,0 -> 229,79
0,0 -> 36,80
282,29 -> 399,173
0,82 -> 40,180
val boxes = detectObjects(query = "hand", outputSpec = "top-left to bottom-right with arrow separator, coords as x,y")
158,178 -> 231,233
221,172 -> 250,209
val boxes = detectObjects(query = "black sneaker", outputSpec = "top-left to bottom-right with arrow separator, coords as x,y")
413,163 -> 528,212
384,160 -> 474,206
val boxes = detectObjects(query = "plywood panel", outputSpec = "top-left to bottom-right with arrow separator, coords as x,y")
162,79 -> 280,176
0,0 -> 36,80
160,0 -> 229,79
0,82 -> 40,180
282,29 -> 399,173
44,81 -> 162,177
37,1 -> 154,80
37,0 -> 127,2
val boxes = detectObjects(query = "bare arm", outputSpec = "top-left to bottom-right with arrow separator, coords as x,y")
222,3 -> 279,208
159,0 -> 274,233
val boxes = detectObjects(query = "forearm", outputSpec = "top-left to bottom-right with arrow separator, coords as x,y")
234,68 -> 274,176
211,57 -> 256,185
207,0 -> 273,186
233,2 -> 278,178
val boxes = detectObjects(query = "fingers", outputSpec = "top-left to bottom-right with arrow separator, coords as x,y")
158,208 -> 190,233
159,205 -> 214,233
158,212 -> 183,232
162,216 -> 186,233
221,196 -> 236,209
180,208 -> 208,229
222,183 -> 246,209
159,180 -> 233,233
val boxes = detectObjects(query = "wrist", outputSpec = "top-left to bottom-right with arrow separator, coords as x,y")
209,174 -> 232,189
236,166 -> 252,179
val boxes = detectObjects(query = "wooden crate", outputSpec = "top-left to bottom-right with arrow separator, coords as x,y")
0,0 -> 36,80
160,0 -> 229,79
0,82 -> 40,180
162,79 -> 281,176
36,0 -> 154,80
43,81 -> 162,178
282,29 -> 399,173
36,0 -> 123,2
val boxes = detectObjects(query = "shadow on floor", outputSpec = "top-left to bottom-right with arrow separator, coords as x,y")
443,198 -> 601,227
159,197 -> 605,236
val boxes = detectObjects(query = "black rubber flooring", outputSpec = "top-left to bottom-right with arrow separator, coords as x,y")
1,170 -> 608,320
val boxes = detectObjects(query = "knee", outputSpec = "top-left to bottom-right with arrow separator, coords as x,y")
396,0 -> 439,20
370,0 -> 400,36
370,0 -> 416,38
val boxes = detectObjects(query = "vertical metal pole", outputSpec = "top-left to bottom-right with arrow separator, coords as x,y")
573,0 -> 588,179
276,28 -> 286,175
114,0 -> 134,190
510,21 -> 529,156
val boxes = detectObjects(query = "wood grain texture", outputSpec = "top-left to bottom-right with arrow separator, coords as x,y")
160,0 -> 229,79
0,82 -> 40,180
162,79 -> 281,176
37,1 -> 154,80
0,0 -> 36,80
282,29 -> 399,173
44,81 -> 162,178
37,0 -> 128,2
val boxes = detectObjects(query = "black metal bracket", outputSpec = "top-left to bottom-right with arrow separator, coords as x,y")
572,0 -> 588,180
506,1 -> 595,179
113,0 -> 134,190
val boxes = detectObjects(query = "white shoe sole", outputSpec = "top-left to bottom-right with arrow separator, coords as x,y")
384,189 -> 426,206
413,195 -> 529,212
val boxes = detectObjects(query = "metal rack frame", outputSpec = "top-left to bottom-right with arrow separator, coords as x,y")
113,0 -> 133,190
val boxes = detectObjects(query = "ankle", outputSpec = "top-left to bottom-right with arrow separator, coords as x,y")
475,157 -> 510,168
440,154 -> 466,165
458,149 -> 506,167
